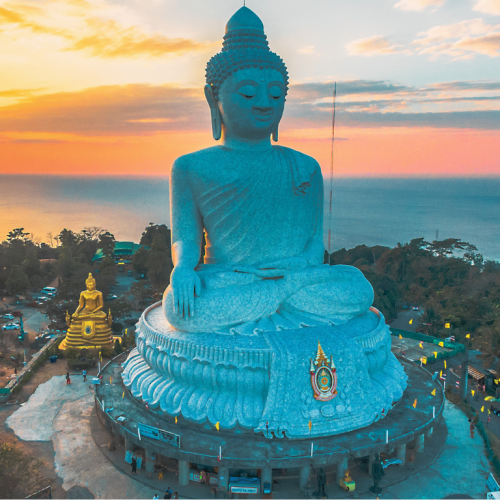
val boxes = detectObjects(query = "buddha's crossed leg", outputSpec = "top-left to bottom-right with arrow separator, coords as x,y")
163,264 -> 374,333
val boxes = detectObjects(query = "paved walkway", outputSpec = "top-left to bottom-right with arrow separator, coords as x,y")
5,377 -> 494,499
6,376 -> 158,499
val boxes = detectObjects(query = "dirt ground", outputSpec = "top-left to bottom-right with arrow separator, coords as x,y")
0,357 -> 100,498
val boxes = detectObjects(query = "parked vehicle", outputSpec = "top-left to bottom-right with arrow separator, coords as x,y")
3,323 -> 20,330
2,314 -> 14,320
413,306 -> 419,311
445,336 -> 456,342
41,287 -> 57,295
106,294 -> 118,301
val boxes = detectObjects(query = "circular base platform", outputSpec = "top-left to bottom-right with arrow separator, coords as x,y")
122,303 -> 408,438
97,355 -> 443,469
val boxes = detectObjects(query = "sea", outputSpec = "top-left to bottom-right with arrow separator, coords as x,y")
1,175 -> 499,262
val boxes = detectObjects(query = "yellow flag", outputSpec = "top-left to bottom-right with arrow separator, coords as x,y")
439,342 -> 444,347
175,417 -> 178,424
445,323 -> 450,329
413,399 -> 417,408
471,390 -> 475,396
466,334 -> 470,338
122,391 -> 125,398
496,380 -> 499,384
481,406 -> 484,412
308,420 -> 312,431
422,357 -> 427,364
399,334 -> 403,339
419,342 -> 424,349
215,422 -> 220,431
434,352 -> 438,358
489,410 -> 491,415
110,377 -> 113,384
409,319 -> 413,325
444,361 -> 447,369
431,389 -> 436,396
440,371 -> 442,378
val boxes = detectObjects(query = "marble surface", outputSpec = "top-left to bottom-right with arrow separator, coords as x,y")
122,304 -> 407,438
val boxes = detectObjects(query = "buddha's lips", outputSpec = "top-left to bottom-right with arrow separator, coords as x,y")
252,110 -> 273,121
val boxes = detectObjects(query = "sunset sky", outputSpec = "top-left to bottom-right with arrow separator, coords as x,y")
1,0 -> 499,177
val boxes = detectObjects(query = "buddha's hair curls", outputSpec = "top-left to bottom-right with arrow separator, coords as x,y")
206,29 -> 289,101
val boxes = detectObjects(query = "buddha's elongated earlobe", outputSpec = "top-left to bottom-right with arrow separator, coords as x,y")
204,84 -> 222,141
212,109 -> 222,141
272,126 -> 279,142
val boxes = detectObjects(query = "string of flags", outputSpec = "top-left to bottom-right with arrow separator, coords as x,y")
215,422 -> 220,431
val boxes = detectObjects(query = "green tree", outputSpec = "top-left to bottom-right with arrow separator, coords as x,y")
132,247 -> 149,274
5,266 -> 30,296
22,249 -> 41,279
98,231 -> 116,259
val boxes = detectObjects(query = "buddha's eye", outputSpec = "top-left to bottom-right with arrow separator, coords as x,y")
238,85 -> 256,99
269,86 -> 283,100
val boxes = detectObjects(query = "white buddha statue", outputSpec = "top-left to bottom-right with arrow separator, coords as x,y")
162,6 -> 374,335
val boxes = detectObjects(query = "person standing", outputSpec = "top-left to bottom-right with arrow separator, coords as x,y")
83,369 -> 87,382
469,417 -> 475,438
153,495 -> 159,499
66,372 -> 71,385
131,454 -> 137,474
164,486 -> 173,499
408,448 -> 416,470
173,493 -> 178,499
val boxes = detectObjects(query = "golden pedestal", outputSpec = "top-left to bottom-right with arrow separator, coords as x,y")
61,314 -> 114,350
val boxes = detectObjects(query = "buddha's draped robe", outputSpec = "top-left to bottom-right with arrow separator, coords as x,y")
164,146 -> 373,335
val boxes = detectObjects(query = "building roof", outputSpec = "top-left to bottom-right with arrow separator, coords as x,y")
91,241 -> 148,262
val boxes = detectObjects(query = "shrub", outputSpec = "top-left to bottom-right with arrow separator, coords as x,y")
65,347 -> 80,360
100,347 -> 113,359
114,339 -> 123,355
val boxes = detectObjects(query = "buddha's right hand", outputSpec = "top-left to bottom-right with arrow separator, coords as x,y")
170,266 -> 202,318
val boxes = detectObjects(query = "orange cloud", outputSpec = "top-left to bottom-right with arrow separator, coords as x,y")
473,0 -> 500,16
413,18 -> 500,58
0,84 -> 207,135
394,0 -> 445,12
0,88 -> 44,98
65,17 -> 215,59
0,0 -> 214,60
346,36 -> 405,56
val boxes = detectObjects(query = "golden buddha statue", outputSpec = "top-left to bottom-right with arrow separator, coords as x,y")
60,273 -> 114,349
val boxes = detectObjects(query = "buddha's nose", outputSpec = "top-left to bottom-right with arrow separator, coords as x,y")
253,89 -> 273,111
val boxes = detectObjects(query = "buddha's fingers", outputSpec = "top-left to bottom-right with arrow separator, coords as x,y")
188,280 -> 195,317
182,282 -> 189,318
172,285 -> 178,314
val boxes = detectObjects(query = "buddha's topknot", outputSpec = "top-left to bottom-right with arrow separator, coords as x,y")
206,7 -> 289,101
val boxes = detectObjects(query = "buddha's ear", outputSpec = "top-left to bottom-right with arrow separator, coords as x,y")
204,84 -> 221,141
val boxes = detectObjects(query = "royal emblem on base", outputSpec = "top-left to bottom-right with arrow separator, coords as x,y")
310,341 -> 337,401
82,321 -> 96,340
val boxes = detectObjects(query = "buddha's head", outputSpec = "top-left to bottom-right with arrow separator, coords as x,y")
86,273 -> 96,291
205,7 -> 289,142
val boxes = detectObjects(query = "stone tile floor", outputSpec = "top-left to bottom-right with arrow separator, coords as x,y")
5,376 -> 494,499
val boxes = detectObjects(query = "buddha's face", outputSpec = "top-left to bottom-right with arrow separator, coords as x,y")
216,68 -> 285,140
86,281 -> 96,292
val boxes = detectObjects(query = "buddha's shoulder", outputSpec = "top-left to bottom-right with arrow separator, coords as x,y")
276,146 -> 321,176
171,147 -> 225,174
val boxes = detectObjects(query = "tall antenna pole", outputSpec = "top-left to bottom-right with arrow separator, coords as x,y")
327,82 -> 337,254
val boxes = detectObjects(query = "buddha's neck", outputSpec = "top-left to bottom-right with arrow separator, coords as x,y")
222,134 -> 273,153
